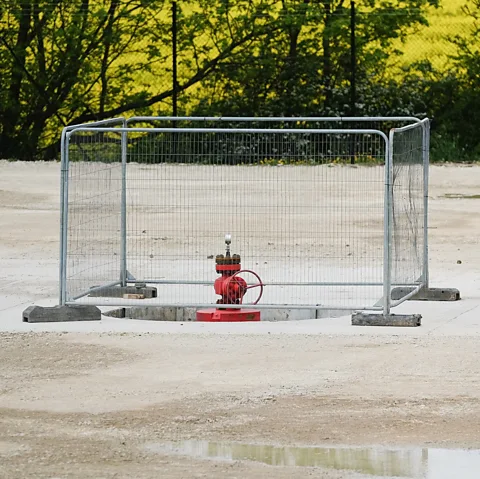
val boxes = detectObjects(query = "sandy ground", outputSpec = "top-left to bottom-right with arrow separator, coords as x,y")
1,160 -> 480,478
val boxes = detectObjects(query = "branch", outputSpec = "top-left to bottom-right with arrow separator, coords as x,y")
69,24 -> 279,124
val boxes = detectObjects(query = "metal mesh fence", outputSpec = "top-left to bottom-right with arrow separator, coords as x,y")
61,117 -> 429,312
62,124 -> 392,309
124,128 -> 387,309
389,120 -> 428,305
63,124 -> 124,301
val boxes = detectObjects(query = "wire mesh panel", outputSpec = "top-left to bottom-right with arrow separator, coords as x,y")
60,118 -> 430,312
63,127 -> 124,301
389,120 -> 428,305
123,128 -> 387,309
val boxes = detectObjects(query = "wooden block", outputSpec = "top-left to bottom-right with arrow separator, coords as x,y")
123,293 -> 145,300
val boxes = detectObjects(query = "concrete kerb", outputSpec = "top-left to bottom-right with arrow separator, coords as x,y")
102,306 -> 354,322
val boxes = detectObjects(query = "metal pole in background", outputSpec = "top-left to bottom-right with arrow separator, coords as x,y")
350,0 -> 356,117
349,1 -> 356,164
172,1 -> 178,117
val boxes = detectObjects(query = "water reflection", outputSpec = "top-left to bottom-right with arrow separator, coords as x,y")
145,440 -> 480,478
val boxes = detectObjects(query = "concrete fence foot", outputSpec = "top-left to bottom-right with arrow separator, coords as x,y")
352,312 -> 421,327
391,286 -> 460,302
23,305 -> 101,323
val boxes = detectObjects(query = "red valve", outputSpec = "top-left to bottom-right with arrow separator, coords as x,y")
214,273 -> 248,304
196,236 -> 263,322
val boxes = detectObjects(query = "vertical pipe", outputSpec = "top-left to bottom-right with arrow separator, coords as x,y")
383,133 -> 393,316
120,123 -> 127,286
172,1 -> 178,117
60,133 -> 71,305
59,130 -> 66,305
423,119 -> 430,288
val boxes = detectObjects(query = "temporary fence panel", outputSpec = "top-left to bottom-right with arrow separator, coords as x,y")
59,117 -> 427,313
389,119 -> 429,307
60,118 -> 126,304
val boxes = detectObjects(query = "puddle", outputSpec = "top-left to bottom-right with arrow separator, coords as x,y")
145,440 -> 480,478
443,193 -> 480,199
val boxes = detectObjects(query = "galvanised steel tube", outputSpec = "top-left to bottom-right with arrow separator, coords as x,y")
126,116 -> 422,125
67,300 -> 384,311
121,119 -> 128,287
67,127 -> 389,140
383,132 -> 393,316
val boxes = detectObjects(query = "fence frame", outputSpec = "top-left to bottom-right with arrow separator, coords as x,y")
388,119 -> 430,310
59,116 -> 429,316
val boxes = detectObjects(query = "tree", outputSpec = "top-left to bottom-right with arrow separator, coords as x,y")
0,0 -> 442,160
188,0 -> 439,118
430,0 -> 480,159
0,0 -> 281,159
0,0 -> 165,158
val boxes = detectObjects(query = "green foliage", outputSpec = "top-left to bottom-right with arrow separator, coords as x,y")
0,0 -> 170,159
431,0 -> 480,159
0,0 -> 478,161
188,0 -> 438,118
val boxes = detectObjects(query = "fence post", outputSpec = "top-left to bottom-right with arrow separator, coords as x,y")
120,122 -> 127,287
383,133 -> 393,316
60,133 -> 70,305
423,119 -> 430,288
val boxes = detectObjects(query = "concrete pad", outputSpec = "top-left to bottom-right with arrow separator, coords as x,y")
0,162 -> 479,338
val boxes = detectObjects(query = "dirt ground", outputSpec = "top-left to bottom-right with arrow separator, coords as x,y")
1,161 -> 480,478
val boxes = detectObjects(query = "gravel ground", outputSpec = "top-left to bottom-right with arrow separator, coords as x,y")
1,161 -> 480,478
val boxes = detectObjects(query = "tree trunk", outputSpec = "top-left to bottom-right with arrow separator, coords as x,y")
322,2 -> 333,108
0,2 -> 32,157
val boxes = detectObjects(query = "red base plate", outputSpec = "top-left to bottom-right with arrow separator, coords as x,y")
196,308 -> 261,322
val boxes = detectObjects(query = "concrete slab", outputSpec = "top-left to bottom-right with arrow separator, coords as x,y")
0,162 -> 479,338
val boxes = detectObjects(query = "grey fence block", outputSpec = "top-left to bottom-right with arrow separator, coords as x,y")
391,287 -> 460,302
352,312 -> 421,327
23,305 -> 101,323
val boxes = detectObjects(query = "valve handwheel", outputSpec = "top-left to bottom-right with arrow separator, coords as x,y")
223,269 -> 264,305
